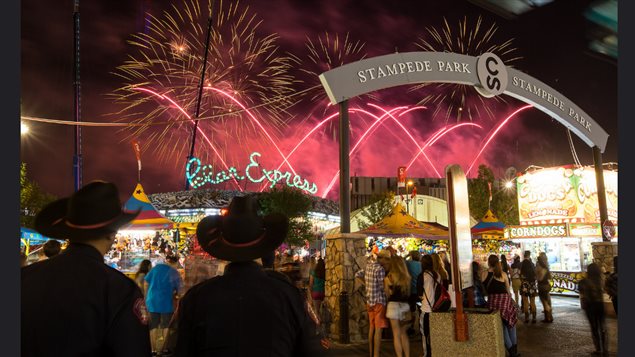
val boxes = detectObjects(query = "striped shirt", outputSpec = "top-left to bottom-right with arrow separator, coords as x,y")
356,261 -> 386,306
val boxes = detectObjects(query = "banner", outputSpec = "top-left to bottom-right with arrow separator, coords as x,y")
517,166 -> 617,225
550,271 -> 586,296
397,166 -> 406,188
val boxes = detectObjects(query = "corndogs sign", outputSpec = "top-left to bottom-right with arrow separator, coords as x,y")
319,52 -> 609,152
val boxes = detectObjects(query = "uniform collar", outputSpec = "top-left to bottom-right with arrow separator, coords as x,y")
224,261 -> 265,276
65,243 -> 104,261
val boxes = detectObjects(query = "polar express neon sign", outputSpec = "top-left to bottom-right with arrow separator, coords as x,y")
186,152 -> 318,195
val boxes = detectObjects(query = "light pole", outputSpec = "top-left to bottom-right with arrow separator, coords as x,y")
406,180 -> 413,215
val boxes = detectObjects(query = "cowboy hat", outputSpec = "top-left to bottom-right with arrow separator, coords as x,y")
34,181 -> 140,241
196,195 -> 288,262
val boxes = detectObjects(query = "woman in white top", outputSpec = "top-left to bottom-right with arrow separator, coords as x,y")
417,254 -> 440,357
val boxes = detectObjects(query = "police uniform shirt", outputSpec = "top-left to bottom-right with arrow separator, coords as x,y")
174,261 -> 321,357
21,243 -> 152,357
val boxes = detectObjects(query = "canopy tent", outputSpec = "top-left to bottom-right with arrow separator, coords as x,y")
471,209 -> 506,240
20,227 -> 64,255
122,183 -> 174,230
356,204 -> 449,239
21,227 -> 52,246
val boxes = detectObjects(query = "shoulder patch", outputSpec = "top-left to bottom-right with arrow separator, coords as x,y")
133,297 -> 149,325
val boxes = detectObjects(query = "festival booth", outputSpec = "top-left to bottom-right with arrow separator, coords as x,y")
471,209 -> 519,265
505,165 -> 618,296
109,183 -> 176,275
354,204 -> 449,256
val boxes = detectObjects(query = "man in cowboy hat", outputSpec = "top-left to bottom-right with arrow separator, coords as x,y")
173,195 -> 321,356
21,181 -> 152,356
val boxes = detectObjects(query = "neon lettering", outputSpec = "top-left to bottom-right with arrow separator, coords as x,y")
186,152 -> 319,195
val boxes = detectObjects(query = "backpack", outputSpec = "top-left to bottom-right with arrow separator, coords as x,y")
423,272 -> 452,312
605,273 -> 617,297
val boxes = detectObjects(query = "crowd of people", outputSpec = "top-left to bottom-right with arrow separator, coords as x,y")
355,247 -> 618,357
19,180 -> 618,357
21,181 -> 325,356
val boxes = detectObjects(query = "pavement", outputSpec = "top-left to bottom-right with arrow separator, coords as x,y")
326,296 -> 618,356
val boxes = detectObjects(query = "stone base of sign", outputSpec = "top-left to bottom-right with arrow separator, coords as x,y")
591,242 -> 618,273
324,233 -> 368,343
591,241 -> 617,318
429,310 -> 506,357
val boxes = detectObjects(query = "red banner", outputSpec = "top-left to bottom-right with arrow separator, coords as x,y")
397,166 -> 406,187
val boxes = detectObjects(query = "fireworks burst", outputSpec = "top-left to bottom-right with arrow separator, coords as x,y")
290,32 -> 368,104
287,32 -> 372,139
411,16 -> 522,122
110,0 -> 296,164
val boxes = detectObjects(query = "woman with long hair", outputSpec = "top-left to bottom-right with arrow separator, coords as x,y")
384,255 -> 412,357
520,250 -> 538,323
431,253 -> 449,289
417,255 -> 440,357
135,259 -> 152,292
510,255 -> 522,305
309,257 -> 326,316
438,251 -> 452,285
535,252 -> 553,323
579,263 -> 607,354
482,255 -> 520,357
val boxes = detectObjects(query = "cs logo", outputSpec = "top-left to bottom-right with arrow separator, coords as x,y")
475,53 -> 508,98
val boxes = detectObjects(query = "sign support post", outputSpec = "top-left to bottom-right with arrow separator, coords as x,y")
339,100 -> 351,233
592,146 -> 610,241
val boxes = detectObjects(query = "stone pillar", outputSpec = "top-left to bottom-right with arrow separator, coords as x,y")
324,233 -> 368,343
591,241 -> 618,317
591,241 -> 618,273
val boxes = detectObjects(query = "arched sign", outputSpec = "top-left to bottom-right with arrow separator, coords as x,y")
319,52 -> 609,152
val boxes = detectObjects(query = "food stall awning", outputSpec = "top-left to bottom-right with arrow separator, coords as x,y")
357,204 -> 449,240
122,183 -> 175,230
471,209 -> 506,240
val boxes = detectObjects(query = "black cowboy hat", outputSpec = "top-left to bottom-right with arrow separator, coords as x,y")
196,196 -> 288,262
34,181 -> 140,241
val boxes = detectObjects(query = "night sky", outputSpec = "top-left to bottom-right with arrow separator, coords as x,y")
20,0 -> 617,201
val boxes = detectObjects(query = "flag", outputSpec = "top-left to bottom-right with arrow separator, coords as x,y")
132,141 -> 142,171
488,182 -> 492,202
411,185 -> 417,199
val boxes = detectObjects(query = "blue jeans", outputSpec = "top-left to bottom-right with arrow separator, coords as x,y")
502,322 -> 517,349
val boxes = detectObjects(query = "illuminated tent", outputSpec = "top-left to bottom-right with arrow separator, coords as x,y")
122,183 -> 174,230
471,209 -> 506,240
356,204 -> 449,239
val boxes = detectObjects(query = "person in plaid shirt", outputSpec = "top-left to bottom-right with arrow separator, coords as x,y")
482,254 -> 520,357
356,249 -> 391,357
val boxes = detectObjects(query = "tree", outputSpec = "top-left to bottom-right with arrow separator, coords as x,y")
491,186 -> 519,226
20,163 -> 57,228
467,164 -> 519,225
258,186 -> 315,247
357,191 -> 395,230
